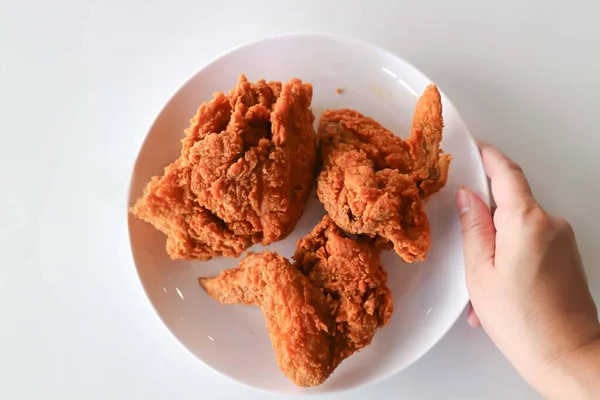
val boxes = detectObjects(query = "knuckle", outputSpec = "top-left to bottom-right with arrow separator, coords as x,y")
516,203 -> 549,228
513,205 -> 575,240
527,203 -> 547,220
503,158 -> 524,174
505,202 -> 553,234
553,216 -> 575,237
530,212 -> 553,232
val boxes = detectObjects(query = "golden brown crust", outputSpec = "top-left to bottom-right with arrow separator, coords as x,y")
294,215 -> 393,359
317,85 -> 451,262
131,75 -> 318,260
200,252 -> 336,387
199,216 -> 393,387
407,85 -> 452,197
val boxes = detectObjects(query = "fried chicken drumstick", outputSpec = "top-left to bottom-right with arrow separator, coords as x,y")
131,75 -> 318,260
199,216 -> 393,387
317,85 -> 452,262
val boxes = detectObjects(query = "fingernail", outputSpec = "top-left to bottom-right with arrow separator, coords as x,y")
456,188 -> 472,215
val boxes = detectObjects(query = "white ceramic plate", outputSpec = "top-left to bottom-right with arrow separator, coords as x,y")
128,33 -> 489,395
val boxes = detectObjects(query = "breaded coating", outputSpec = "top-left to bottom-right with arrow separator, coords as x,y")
200,252 -> 337,387
199,216 -> 392,387
294,215 -> 393,359
131,75 -> 318,260
317,85 -> 451,262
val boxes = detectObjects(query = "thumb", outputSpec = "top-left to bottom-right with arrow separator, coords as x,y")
456,188 -> 496,278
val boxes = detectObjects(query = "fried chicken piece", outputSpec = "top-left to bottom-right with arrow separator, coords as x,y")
199,216 -> 393,387
200,252 -> 338,387
408,85 -> 453,197
293,215 -> 393,360
317,85 -> 452,262
131,75 -> 318,260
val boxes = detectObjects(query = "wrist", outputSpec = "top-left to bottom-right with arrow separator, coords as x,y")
542,328 -> 600,399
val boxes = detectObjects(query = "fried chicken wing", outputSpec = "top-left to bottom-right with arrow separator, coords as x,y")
131,75 -> 318,260
199,216 -> 393,387
200,252 -> 336,387
407,85 -> 452,197
317,85 -> 452,262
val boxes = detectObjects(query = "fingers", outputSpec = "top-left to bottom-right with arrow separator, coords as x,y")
456,188 -> 496,277
479,142 -> 536,210
457,189 -> 492,329
467,302 -> 482,327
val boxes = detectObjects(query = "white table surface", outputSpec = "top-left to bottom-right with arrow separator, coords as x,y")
2,1 -> 599,399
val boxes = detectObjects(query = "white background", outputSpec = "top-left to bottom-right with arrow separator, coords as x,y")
1,1 -> 599,399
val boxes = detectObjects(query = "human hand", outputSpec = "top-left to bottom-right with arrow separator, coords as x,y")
456,142 -> 600,398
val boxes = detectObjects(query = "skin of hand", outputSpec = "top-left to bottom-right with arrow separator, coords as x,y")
456,142 -> 600,399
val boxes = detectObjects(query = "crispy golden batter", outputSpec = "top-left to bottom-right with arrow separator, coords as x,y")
199,216 -> 392,387
131,75 -> 318,260
317,85 -> 451,262
294,216 -> 393,360
200,252 -> 336,387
